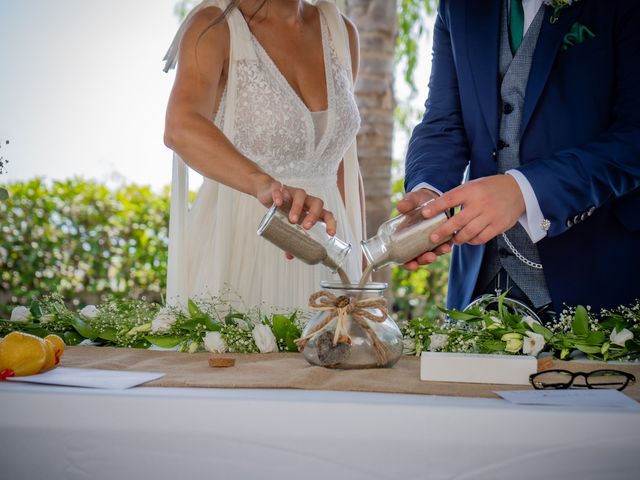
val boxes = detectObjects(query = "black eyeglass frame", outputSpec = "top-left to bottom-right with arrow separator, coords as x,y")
529,369 -> 636,392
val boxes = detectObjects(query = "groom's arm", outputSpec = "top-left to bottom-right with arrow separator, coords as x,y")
404,0 -> 470,195
424,0 -> 640,247
515,1 -> 640,238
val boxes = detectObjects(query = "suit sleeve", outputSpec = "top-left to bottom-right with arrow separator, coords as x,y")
516,1 -> 640,238
404,0 -> 470,194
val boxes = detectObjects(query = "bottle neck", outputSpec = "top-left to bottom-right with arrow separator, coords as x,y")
361,234 -> 391,271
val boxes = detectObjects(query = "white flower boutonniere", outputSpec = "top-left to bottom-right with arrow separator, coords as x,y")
543,0 -> 579,23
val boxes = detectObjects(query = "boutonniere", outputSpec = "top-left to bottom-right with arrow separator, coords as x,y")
543,0 -> 580,24
562,21 -> 596,51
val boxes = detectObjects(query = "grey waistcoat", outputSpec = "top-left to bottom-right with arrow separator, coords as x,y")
475,1 -> 552,307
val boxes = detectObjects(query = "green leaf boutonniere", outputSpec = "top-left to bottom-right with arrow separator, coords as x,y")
543,0 -> 580,24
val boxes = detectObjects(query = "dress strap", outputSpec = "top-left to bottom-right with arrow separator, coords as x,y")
163,0 -> 256,73
316,1 -> 363,248
316,1 -> 352,83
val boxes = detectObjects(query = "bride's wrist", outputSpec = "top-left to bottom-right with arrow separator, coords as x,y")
248,172 -> 275,202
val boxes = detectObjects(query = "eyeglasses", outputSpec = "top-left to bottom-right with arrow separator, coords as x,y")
529,369 -> 636,391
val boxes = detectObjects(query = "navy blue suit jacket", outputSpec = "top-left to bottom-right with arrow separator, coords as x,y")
405,0 -> 640,312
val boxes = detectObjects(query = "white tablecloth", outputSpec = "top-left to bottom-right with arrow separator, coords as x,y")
1,383 -> 639,480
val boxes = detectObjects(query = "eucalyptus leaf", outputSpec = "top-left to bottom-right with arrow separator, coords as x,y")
497,290 -> 509,320
132,339 -> 152,349
271,314 -> 301,352
530,323 -> 553,341
585,331 -> 606,346
444,309 -> 482,322
98,328 -> 118,341
63,330 -> 85,345
203,316 -> 221,332
480,340 -> 506,353
144,335 -> 184,348
572,306 -> 590,336
0,187 -> 8,201
69,316 -> 99,340
575,344 -> 602,354
187,299 -> 205,319
29,301 -> 42,320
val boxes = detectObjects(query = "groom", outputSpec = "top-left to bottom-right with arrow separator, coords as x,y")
400,0 -> 640,316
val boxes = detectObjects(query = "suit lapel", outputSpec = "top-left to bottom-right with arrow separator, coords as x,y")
465,0 -> 501,146
521,2 -> 586,135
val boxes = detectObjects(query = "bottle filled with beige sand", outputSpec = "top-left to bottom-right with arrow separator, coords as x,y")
360,200 -> 452,279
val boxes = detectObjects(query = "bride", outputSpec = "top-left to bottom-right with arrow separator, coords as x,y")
162,0 -> 364,312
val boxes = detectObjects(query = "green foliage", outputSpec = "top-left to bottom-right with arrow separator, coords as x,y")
396,0 -> 438,96
0,178 -> 170,314
389,176 -> 449,322
403,299 -> 640,361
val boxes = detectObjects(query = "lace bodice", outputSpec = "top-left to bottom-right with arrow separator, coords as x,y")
214,10 -> 360,184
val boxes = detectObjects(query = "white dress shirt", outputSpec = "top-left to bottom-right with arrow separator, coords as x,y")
412,0 -> 549,243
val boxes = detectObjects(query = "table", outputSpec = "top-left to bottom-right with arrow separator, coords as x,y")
1,382 -> 639,480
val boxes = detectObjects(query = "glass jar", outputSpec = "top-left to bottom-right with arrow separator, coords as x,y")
300,282 -> 403,369
257,204 -> 352,272
361,200 -> 451,271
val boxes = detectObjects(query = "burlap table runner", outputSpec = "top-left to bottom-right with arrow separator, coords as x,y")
61,346 -> 640,400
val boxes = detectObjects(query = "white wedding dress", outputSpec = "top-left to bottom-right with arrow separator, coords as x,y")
163,0 -> 364,312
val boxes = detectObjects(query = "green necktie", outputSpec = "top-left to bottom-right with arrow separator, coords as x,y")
510,0 -> 525,54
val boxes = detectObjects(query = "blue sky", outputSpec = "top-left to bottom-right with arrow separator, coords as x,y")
0,0 -> 431,191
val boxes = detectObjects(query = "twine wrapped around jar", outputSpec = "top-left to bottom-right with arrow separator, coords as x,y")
296,291 -> 390,366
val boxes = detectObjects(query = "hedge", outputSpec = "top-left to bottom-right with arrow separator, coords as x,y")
0,178 -> 449,319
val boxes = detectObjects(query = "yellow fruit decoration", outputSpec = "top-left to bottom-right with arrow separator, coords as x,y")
0,331 -> 65,378
45,334 -> 65,365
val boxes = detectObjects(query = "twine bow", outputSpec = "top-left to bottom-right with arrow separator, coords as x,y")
296,291 -> 390,366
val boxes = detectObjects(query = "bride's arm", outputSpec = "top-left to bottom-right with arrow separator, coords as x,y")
164,7 -> 333,231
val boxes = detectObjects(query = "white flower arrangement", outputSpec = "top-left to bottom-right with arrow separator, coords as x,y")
2,293 -> 639,362
402,293 -> 640,361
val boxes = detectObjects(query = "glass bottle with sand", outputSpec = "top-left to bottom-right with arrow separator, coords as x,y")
297,281 -> 403,369
257,204 -> 352,283
360,200 -> 452,284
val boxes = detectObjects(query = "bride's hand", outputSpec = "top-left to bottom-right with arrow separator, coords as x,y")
255,178 -> 336,235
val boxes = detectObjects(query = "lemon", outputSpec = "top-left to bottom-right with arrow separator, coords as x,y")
0,331 -> 48,376
41,339 -> 56,371
45,334 -> 65,365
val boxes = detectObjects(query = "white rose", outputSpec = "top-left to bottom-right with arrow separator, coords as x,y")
403,337 -> 416,355
79,305 -> 99,320
10,306 -> 31,323
610,328 -> 634,347
522,331 -> 545,357
522,316 -> 541,328
252,324 -> 279,353
204,331 -> 228,353
429,333 -> 449,352
151,307 -> 177,333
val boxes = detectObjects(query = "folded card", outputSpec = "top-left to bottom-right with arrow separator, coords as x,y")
420,352 -> 538,385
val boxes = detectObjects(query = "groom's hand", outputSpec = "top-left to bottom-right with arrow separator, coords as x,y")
425,174 -> 525,247
397,189 -> 453,270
